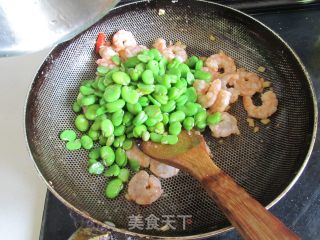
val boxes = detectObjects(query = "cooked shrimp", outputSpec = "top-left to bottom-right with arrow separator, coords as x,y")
205,51 -> 236,76
209,89 -> 231,113
96,46 -> 118,69
112,30 -> 137,51
126,170 -> 163,205
209,112 -> 240,138
220,73 -> 241,104
150,159 -> 179,179
193,79 -> 209,95
118,45 -> 148,61
126,143 -> 151,168
243,91 -> 278,119
153,38 -> 187,62
195,79 -> 222,108
227,87 -> 240,104
233,69 -> 264,96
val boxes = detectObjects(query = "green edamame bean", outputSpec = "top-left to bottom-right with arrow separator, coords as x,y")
142,131 -> 150,141
72,102 -> 81,113
113,135 -> 126,148
153,94 -> 168,105
127,68 -> 139,81
123,139 -> 133,150
154,122 -> 165,134
104,84 -> 121,103
84,104 -> 99,120
80,135 -> 94,150
207,112 -> 222,125
101,119 -> 114,137
133,111 -> 148,126
123,112 -> 133,126
97,65 -> 109,75
133,125 -> 147,138
112,71 -> 131,85
88,162 -> 105,175
141,69 -> 154,85
145,117 -> 158,127
118,169 -> 130,182
169,111 -> 186,123
104,164 -> 121,177
105,179 -> 123,199
196,120 -> 207,129
176,94 -> 188,107
161,135 -> 179,145
60,130 -> 77,141
160,100 -> 176,113
169,121 -> 182,135
182,102 -> 198,117
105,99 -> 125,113
135,62 -> 146,74
128,159 -> 140,172
185,87 -> 197,103
195,110 -> 207,124
154,85 -> 168,95
147,95 -> 161,106
115,148 -> 127,167
124,56 -> 140,68
111,55 -> 121,65
121,86 -> 139,104
100,146 -> 115,166
195,60 -> 203,70
114,125 -> 126,137
168,87 -> 181,100
75,114 -> 89,132
138,96 -> 149,107
99,135 -> 107,145
149,48 -> 162,61
194,69 -> 212,81
66,139 -> 81,151
167,58 -> 181,70
186,72 -> 195,85
178,63 -> 191,78
127,102 -> 142,115
137,53 -> 150,63
137,83 -> 155,95
111,110 -> 124,127
89,148 -> 100,159
81,95 -> 96,106
88,158 -> 97,166
150,133 -> 162,143
157,75 -> 171,88
162,113 -> 169,125
144,105 -> 161,118
146,60 -> 159,75
80,86 -> 95,95
106,135 -> 115,146
183,117 -> 195,131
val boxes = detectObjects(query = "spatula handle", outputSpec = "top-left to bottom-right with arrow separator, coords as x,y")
202,169 -> 300,240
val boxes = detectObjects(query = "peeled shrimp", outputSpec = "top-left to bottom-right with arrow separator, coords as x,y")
243,91 -> 278,119
209,89 -> 231,113
126,143 -> 151,168
126,170 -> 163,205
195,79 -> 222,108
118,45 -> 148,61
112,30 -> 137,51
220,73 -> 241,103
209,112 -> 240,138
233,69 -> 264,96
153,38 -> 187,62
149,159 -> 179,179
205,52 -> 236,77
96,46 -> 118,69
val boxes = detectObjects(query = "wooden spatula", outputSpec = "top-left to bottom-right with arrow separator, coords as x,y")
141,131 -> 299,240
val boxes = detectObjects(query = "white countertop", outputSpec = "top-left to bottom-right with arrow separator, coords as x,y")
0,50 -> 51,239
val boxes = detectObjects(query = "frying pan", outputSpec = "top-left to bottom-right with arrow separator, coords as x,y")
25,0 -> 317,239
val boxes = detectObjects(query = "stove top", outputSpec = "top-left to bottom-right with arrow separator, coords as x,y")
39,1 -> 320,239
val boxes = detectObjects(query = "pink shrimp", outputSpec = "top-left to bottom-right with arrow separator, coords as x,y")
112,30 -> 137,52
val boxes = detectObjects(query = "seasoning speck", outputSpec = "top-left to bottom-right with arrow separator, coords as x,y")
263,81 -> 272,88
158,9 -> 165,16
247,118 -> 255,127
260,119 -> 271,125
253,126 -> 260,133
258,66 -> 266,72
209,34 -> 216,41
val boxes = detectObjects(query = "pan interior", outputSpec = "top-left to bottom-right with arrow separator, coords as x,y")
26,0 -> 315,237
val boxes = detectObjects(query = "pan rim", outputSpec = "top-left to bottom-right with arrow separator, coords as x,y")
24,0 -> 318,239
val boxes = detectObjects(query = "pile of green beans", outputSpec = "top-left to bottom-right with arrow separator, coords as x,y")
60,48 -> 222,199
